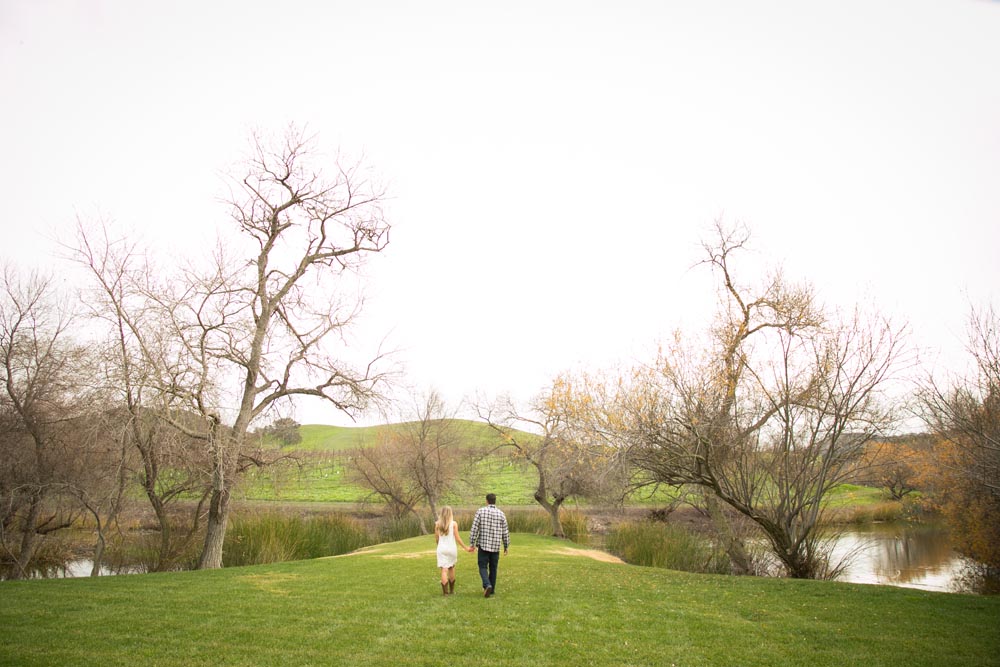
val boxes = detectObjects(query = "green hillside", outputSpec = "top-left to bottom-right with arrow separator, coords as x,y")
1,534 -> 997,667
241,419 -> 537,504
294,423 -> 381,451
251,421 -> 888,509
292,419 -> 510,452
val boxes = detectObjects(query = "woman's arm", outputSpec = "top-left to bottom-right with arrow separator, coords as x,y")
452,522 -> 473,551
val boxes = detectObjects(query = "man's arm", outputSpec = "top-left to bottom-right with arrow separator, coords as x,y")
469,510 -> 481,549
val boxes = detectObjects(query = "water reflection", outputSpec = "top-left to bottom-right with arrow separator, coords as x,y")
24,560 -> 116,579
831,524 -> 964,592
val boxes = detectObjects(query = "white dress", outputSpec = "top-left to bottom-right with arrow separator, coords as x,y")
436,521 -> 459,568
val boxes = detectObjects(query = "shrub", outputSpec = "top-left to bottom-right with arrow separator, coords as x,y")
0,537 -> 75,580
103,529 -> 202,574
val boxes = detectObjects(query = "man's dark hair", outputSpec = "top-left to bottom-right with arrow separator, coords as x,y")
486,493 -> 497,505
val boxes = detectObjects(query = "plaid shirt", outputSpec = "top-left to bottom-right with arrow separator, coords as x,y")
469,504 -> 510,553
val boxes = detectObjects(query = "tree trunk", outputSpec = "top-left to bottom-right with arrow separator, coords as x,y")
703,491 -> 752,575
90,530 -> 106,577
780,549 -> 815,579
199,417 -> 230,570
548,501 -> 565,538
9,494 -> 44,580
198,486 -> 230,569
427,496 -> 438,530
534,491 -> 565,538
142,489 -> 174,571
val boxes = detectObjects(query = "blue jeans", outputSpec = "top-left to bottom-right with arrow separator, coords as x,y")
477,549 -> 500,591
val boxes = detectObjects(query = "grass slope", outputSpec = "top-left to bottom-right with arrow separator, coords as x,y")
268,422 -> 895,509
293,419 -> 507,452
2,534 -> 998,667
248,420 -> 540,504
295,423 -> 381,451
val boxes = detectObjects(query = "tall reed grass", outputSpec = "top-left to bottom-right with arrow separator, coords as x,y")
105,537 -> 194,574
502,508 -> 589,544
224,512 -> 373,566
377,515 -> 425,543
449,508 -> 588,544
824,500 -> 908,525
605,520 -> 731,574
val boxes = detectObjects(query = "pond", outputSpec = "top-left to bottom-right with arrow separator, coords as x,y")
830,523 -> 965,593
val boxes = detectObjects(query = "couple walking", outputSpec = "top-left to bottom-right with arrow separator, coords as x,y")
434,493 -> 510,597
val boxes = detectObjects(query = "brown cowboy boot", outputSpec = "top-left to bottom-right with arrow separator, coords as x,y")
441,582 -> 448,596
448,579 -> 455,594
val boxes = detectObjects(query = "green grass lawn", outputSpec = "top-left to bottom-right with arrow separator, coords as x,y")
2,534 -> 998,667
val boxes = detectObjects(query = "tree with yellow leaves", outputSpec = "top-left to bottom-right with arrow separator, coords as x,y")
478,375 -> 625,538
857,436 -> 932,500
919,304 -> 1000,591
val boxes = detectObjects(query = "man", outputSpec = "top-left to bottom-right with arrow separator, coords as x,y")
469,492 -> 510,597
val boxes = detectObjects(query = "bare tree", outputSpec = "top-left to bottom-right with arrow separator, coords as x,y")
350,437 -> 428,525
612,223 -> 906,578
60,409 -> 134,576
70,226 -> 213,571
392,392 -> 469,522
71,127 -> 392,569
173,127 -> 392,568
348,391 -> 469,532
0,267 -> 90,578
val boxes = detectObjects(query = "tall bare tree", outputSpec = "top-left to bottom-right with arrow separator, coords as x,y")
612,223 -> 906,578
72,127 -> 392,569
176,127 -> 392,568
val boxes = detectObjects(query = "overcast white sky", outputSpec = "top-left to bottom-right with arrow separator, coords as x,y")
2,0 -> 998,426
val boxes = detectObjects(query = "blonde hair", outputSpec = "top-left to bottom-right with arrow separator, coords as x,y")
435,506 -> 454,536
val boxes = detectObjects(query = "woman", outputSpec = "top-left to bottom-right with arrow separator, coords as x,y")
435,505 -> 472,595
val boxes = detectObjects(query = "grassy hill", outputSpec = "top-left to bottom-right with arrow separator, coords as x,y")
1,534 -> 997,666
248,421 -> 891,510
292,419 -> 511,452
245,419 -> 539,504
294,423 -> 382,450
